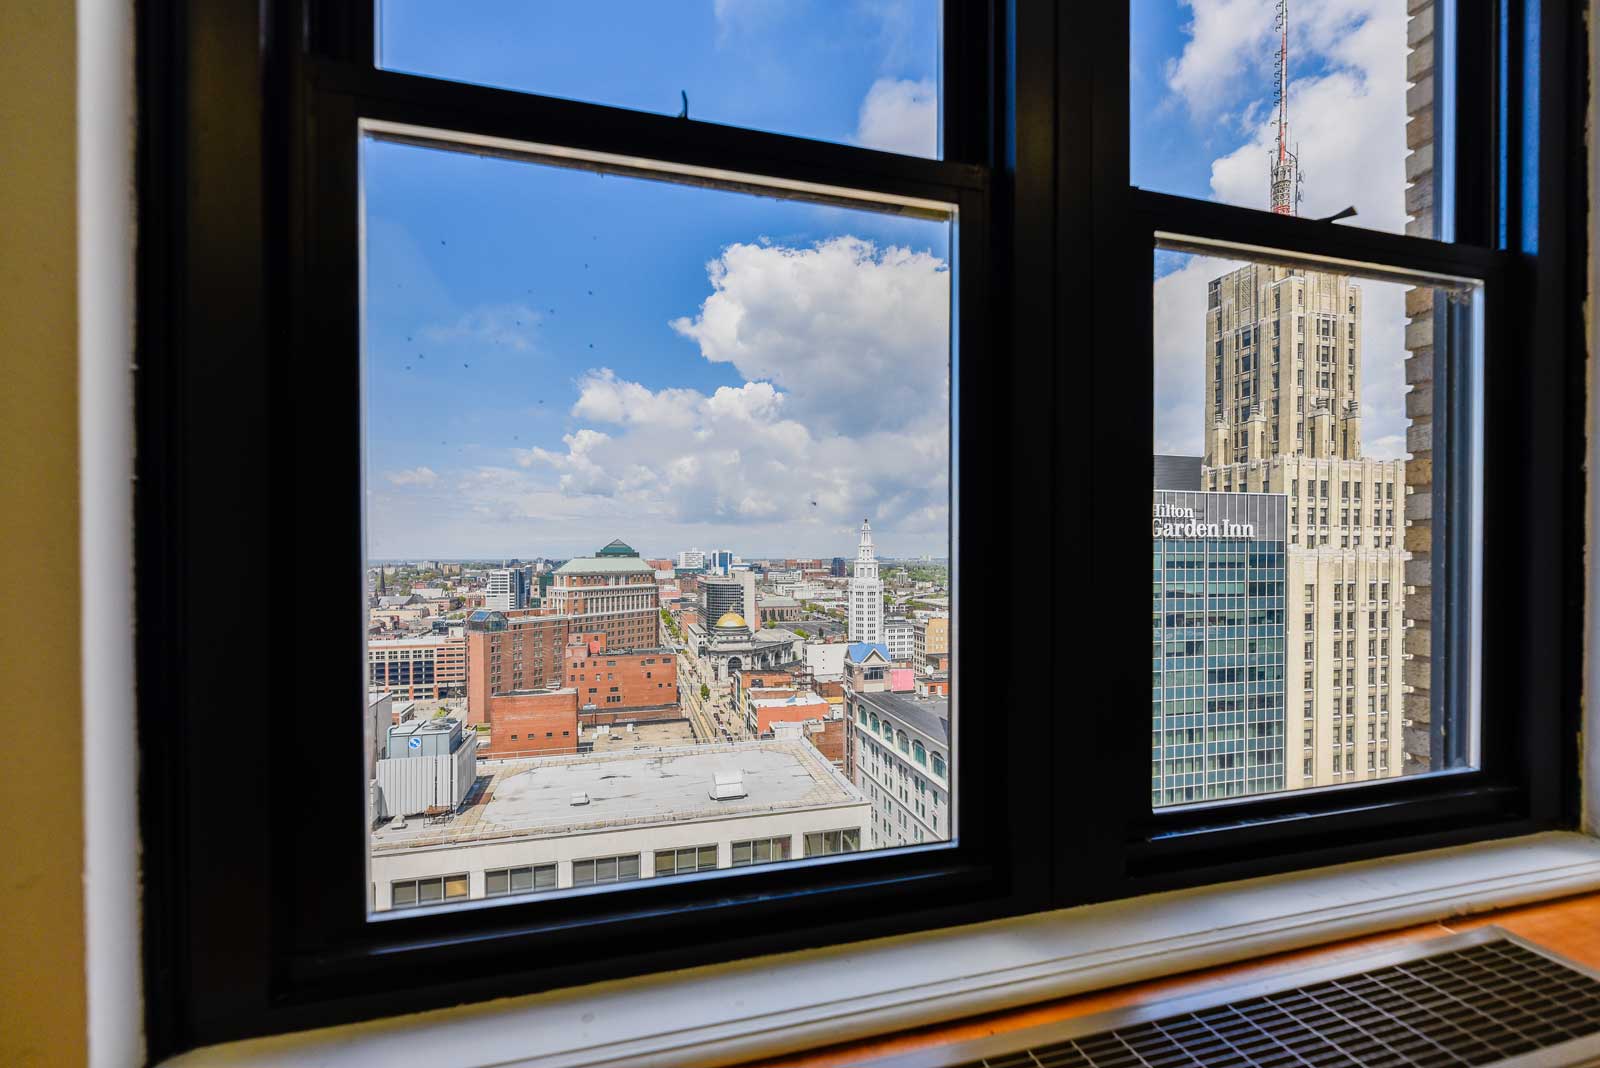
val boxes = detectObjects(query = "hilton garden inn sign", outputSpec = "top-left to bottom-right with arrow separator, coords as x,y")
1152,502 -> 1257,540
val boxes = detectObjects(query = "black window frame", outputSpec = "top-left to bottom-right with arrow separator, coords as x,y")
1064,0 -> 1585,899
135,0 -> 1586,1060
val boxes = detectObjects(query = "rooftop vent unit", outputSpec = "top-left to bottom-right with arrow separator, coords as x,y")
570,791 -> 590,806
710,771 -> 746,801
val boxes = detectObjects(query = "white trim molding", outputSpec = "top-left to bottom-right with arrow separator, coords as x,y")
164,831 -> 1600,1068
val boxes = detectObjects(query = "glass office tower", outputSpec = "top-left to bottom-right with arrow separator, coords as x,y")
1152,488 -> 1288,806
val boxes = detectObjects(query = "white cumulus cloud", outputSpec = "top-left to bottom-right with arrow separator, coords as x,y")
670,236 -> 949,435
465,235 -> 953,553
855,77 -> 938,157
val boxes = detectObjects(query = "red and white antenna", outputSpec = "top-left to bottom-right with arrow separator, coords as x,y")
1268,0 -> 1300,215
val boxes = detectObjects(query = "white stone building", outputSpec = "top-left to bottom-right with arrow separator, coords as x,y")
848,519 -> 883,643
844,689 -> 950,850
882,617 -> 915,662
370,739 -> 868,911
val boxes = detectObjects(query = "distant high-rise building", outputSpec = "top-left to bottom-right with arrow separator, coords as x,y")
676,547 -> 706,571
830,556 -> 848,578
848,519 -> 883,643
1201,265 -> 1406,794
709,549 -> 734,576
703,572 -> 757,635
484,568 -> 526,612
1188,2 -> 1406,793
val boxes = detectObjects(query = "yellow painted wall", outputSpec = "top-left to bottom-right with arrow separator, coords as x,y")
0,2 -> 89,1065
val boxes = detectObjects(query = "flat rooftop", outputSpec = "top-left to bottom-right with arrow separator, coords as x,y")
857,689 -> 950,745
371,739 -> 863,854
587,720 -> 695,752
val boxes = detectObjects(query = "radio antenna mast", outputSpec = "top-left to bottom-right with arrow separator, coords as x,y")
1269,0 -> 1300,215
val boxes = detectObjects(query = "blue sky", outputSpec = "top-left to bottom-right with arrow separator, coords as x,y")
364,144 -> 951,561
367,2 -> 951,562
364,0 -> 1414,560
380,0 -> 940,156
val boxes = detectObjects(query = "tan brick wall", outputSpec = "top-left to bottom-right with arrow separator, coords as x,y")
1402,0 -> 1437,773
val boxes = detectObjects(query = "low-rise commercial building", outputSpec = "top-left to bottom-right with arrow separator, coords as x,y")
747,692 -> 831,737
367,633 -> 468,702
369,740 -> 869,911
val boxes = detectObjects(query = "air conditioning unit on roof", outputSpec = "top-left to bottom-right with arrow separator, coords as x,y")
710,771 -> 746,801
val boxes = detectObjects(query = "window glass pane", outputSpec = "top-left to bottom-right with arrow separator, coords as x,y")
391,881 -> 417,908
1152,242 -> 1481,808
731,841 -> 753,867
417,878 -> 442,903
362,129 -> 954,914
378,1 -> 943,158
509,867 -> 534,893
533,865 -> 557,891
443,873 -> 468,899
485,869 -> 509,896
1131,1 -> 1444,238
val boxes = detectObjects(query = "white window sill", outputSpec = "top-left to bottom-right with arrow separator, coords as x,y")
164,830 -> 1600,1068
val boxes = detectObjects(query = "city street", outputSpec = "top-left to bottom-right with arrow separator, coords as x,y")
677,649 -> 745,744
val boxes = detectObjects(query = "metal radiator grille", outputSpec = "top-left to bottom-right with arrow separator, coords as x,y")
866,931 -> 1600,1068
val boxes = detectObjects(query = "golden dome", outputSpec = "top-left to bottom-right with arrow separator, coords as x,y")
714,611 -> 747,629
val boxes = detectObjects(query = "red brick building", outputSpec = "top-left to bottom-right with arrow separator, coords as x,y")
806,717 -> 846,766
562,633 -> 678,717
462,542 -> 665,725
465,613 -> 567,726
484,688 -> 580,759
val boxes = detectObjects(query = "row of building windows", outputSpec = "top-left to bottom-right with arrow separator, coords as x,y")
855,708 -> 947,779
1307,581 -> 1394,603
389,832 -> 863,908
